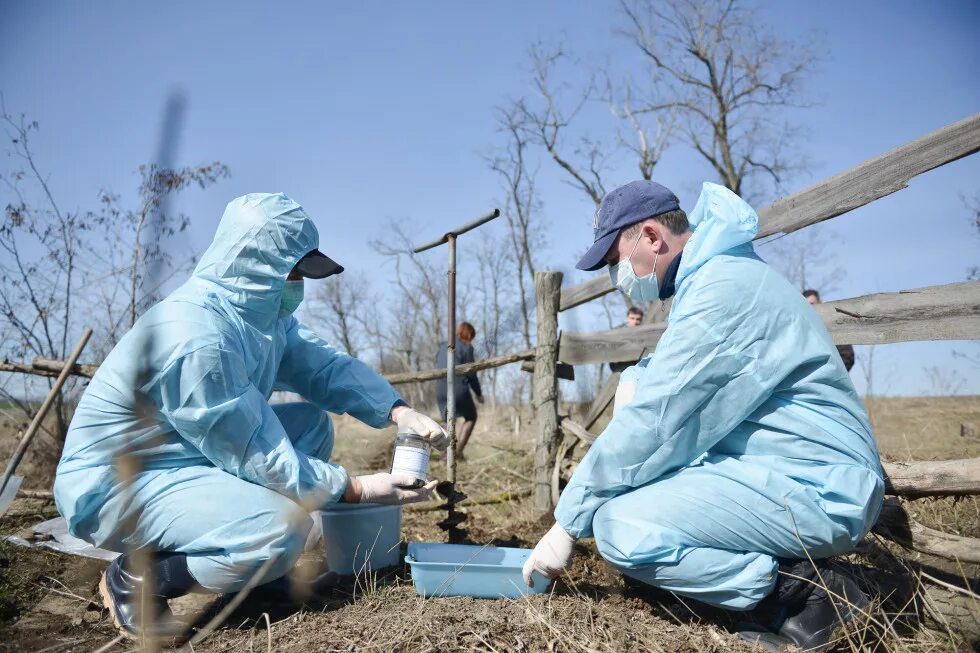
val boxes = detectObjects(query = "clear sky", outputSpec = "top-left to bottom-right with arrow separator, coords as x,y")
1,0 -> 978,396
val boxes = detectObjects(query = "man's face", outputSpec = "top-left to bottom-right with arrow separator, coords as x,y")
604,221 -> 662,277
805,294 -> 820,306
626,312 -> 642,327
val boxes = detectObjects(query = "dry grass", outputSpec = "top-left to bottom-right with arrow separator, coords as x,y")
0,396 -> 978,652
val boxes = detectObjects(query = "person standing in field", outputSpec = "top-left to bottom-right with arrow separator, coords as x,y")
522,180 -> 883,652
803,289 -> 856,372
436,322 -> 484,461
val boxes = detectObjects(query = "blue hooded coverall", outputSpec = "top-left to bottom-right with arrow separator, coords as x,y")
555,183 -> 885,610
54,193 -> 402,593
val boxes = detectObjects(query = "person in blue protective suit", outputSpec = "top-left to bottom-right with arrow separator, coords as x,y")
54,193 -> 447,640
522,181 -> 884,652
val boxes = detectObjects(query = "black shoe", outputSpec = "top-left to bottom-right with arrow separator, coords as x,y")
249,569 -> 339,604
777,564 -> 870,651
737,559 -> 870,652
99,552 -> 196,640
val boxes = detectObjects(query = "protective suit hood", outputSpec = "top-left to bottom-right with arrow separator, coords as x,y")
676,182 -> 759,288
192,193 -> 318,328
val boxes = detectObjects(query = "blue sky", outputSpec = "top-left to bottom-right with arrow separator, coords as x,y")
1,0 -> 978,396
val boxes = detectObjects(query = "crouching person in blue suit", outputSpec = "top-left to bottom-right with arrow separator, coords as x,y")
523,181 -> 884,652
55,193 -> 446,640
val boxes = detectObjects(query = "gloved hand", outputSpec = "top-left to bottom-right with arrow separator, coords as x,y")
392,406 -> 449,451
522,522 -> 575,587
613,380 -> 637,414
355,473 -> 438,505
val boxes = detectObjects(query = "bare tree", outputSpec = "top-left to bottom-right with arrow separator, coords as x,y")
471,234 -> 521,406
303,272 -> 374,358
965,193 -> 979,281
0,102 -> 228,447
488,105 -> 544,349
0,109 -> 86,447
369,221 -> 451,408
923,364 -> 966,397
604,76 -> 675,182
760,227 -> 845,294
93,162 -> 229,341
620,0 -> 814,201
515,45 -> 610,206
858,345 -> 877,431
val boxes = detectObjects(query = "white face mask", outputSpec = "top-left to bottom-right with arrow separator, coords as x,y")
609,230 -> 660,303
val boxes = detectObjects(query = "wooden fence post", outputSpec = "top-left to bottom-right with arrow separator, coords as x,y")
533,271 -> 562,513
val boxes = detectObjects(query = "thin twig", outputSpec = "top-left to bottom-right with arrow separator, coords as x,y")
179,557 -> 276,651
90,635 -> 125,653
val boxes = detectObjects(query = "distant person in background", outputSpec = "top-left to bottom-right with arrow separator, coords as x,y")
803,289 -> 855,372
610,306 -> 645,373
436,321 -> 484,461
626,305 -> 644,327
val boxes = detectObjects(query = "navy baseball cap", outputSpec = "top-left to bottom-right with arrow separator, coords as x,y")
294,249 -> 344,279
576,180 -> 680,271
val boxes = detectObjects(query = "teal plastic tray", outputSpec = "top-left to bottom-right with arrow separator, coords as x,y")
406,542 -> 553,598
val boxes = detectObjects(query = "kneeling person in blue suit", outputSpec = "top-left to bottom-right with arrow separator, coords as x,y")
55,193 -> 446,639
523,181 -> 884,651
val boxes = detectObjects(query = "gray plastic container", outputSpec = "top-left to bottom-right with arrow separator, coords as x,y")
314,503 -> 401,575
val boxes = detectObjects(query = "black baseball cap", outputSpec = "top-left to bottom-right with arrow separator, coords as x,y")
576,180 -> 680,271
294,249 -> 344,279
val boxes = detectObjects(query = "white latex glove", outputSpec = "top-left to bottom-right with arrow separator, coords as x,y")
355,473 -> 438,505
522,522 -> 575,587
613,380 -> 637,414
393,406 -> 449,451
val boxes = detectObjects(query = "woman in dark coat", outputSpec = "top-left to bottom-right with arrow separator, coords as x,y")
436,322 -> 484,460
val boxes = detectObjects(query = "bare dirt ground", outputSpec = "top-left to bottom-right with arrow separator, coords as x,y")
1,395 -> 978,652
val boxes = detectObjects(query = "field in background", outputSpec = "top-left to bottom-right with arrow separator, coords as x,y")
0,395 -> 978,651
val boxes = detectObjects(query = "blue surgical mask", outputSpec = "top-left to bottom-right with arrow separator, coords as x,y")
609,231 -> 660,303
279,279 -> 304,317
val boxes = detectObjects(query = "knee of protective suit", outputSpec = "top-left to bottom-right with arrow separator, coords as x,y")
259,504 -> 315,582
592,500 -> 643,570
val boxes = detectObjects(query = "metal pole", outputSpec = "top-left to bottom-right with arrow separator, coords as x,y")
410,209 -> 499,542
413,209 -> 500,254
446,234 -> 457,495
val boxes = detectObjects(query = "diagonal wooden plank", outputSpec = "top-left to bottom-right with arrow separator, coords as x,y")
758,113 -> 980,238
583,371 -> 620,431
558,114 -> 980,311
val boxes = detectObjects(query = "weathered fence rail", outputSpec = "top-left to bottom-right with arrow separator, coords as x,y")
383,349 -> 535,385
0,358 -> 99,379
2,350 -> 538,386
558,280 -> 980,365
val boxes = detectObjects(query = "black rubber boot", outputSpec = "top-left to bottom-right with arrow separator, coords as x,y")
250,569 -> 339,604
737,559 -> 870,652
99,552 -> 196,640
776,562 -> 870,651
